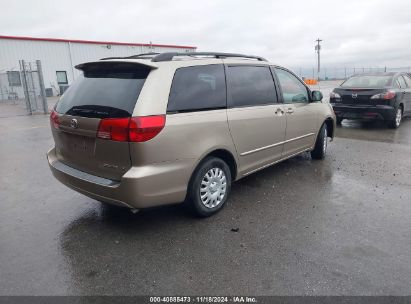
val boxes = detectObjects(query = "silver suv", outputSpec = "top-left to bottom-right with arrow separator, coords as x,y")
47,52 -> 336,217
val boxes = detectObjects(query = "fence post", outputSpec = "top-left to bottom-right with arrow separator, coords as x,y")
36,60 -> 48,114
19,60 -> 32,115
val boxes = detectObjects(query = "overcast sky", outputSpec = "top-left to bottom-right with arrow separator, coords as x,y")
1,0 -> 411,68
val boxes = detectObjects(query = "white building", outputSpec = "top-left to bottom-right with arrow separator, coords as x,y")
0,35 -> 196,97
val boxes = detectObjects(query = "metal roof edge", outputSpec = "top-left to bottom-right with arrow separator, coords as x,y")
0,35 -> 197,49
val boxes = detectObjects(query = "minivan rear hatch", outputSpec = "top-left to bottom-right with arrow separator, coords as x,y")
51,61 -> 154,181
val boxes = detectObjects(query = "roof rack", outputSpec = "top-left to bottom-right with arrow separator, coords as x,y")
151,52 -> 267,62
100,52 -> 161,60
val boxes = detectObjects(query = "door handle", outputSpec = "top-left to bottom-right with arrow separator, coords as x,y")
275,108 -> 284,115
286,108 -> 294,114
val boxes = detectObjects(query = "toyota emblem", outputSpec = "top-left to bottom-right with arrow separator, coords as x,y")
352,93 -> 358,99
70,118 -> 79,129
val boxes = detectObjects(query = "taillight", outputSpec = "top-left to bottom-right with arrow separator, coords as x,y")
370,91 -> 396,100
129,115 -> 166,142
97,115 -> 166,142
97,117 -> 130,141
50,110 -> 60,129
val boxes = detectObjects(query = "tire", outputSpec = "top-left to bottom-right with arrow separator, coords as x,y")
388,107 -> 402,129
311,124 -> 328,160
186,157 -> 232,217
336,117 -> 343,125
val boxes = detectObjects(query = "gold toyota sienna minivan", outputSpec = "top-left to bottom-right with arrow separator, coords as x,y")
47,52 -> 336,217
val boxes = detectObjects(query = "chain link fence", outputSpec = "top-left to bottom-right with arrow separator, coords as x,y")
0,60 -> 48,115
291,67 -> 411,80
0,71 -> 23,102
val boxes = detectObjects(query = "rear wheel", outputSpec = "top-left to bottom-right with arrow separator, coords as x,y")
186,157 -> 232,217
388,107 -> 402,129
336,117 -> 343,125
311,124 -> 327,160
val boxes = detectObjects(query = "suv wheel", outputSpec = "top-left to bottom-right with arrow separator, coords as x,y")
388,107 -> 402,129
186,157 -> 232,217
311,124 -> 327,160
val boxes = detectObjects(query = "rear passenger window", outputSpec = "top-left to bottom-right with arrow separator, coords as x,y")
227,66 -> 278,107
167,65 -> 226,113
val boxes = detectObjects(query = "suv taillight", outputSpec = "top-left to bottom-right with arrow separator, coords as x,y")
97,115 -> 166,142
50,110 -> 60,129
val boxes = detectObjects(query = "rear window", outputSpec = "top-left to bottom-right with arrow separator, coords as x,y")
167,64 -> 226,113
56,64 -> 149,118
341,75 -> 393,88
397,76 -> 407,88
404,75 -> 411,87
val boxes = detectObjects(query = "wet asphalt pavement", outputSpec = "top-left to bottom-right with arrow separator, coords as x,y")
0,113 -> 410,296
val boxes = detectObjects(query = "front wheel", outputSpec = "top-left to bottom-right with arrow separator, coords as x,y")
388,107 -> 402,129
311,124 -> 328,160
186,157 -> 232,217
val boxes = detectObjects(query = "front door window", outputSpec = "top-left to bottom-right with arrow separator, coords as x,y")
275,68 -> 309,103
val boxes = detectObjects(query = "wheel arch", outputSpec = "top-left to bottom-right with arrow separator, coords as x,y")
190,148 -> 238,183
399,102 -> 404,113
202,149 -> 238,181
184,148 -> 238,205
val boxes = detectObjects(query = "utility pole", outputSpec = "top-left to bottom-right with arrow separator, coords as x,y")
315,38 -> 322,80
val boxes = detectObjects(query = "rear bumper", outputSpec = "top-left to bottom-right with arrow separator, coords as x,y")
331,104 -> 395,120
47,147 -> 194,209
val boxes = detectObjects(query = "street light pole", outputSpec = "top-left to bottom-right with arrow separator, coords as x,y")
315,38 -> 322,80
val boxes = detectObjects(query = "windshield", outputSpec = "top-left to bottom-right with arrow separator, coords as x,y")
341,75 -> 393,88
56,67 -> 149,118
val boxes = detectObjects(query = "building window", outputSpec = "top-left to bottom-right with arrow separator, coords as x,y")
7,71 -> 21,86
56,71 -> 68,85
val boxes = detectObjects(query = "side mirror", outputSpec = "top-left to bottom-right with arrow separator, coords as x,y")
311,90 -> 323,102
